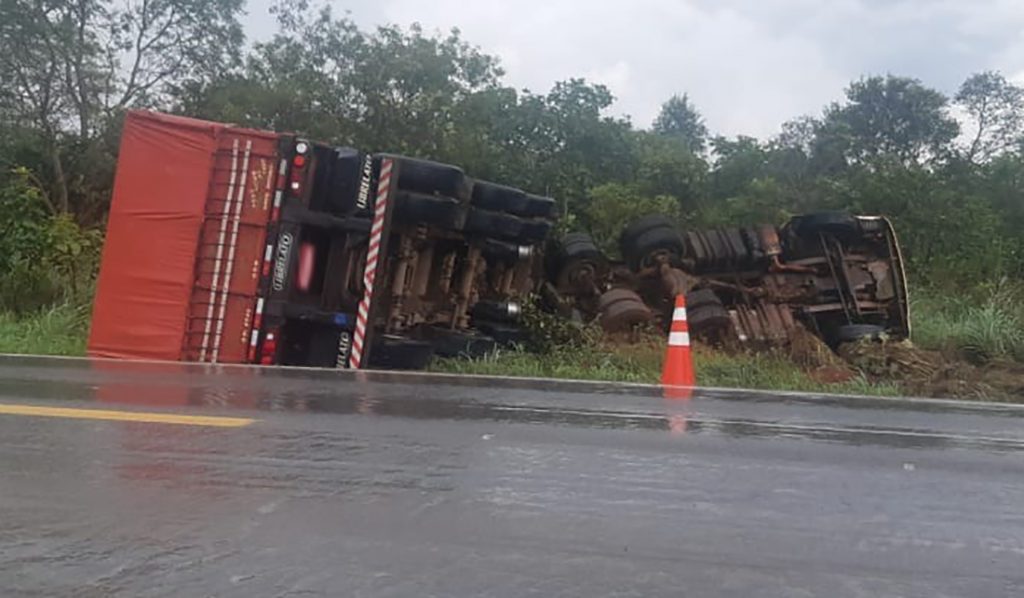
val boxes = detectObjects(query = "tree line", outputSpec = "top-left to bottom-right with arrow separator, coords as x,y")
2,0 -> 1023,311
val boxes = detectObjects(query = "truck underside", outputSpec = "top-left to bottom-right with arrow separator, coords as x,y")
544,212 -> 911,349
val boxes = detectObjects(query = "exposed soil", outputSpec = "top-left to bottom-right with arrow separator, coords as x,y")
839,338 -> 1024,402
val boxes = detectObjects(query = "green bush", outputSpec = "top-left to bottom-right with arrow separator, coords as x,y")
581,182 -> 681,256
518,296 -> 600,354
0,169 -> 101,312
912,282 -> 1024,362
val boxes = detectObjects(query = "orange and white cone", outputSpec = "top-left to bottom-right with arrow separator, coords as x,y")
662,294 -> 695,398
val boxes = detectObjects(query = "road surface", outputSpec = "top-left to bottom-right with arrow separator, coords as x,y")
1,355 -> 1023,597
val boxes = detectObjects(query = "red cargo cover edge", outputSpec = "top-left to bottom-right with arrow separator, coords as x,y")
88,110 -> 280,361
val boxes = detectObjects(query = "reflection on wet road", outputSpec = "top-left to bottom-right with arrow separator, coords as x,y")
2,355 -> 1024,597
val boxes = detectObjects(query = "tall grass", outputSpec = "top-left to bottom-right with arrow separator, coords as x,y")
431,341 -> 901,397
912,281 -> 1024,362
0,301 -> 90,356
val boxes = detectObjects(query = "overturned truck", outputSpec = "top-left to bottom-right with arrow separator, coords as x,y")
89,111 -> 907,371
545,212 -> 910,348
88,110 -> 555,369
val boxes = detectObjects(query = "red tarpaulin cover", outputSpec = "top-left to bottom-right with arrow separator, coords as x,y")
88,110 -> 280,361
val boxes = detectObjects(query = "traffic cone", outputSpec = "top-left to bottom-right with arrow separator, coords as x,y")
662,294 -> 695,399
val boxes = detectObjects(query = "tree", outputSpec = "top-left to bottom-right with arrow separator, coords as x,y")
0,0 -> 244,214
956,71 -> 1024,165
709,135 -> 768,200
816,75 -> 959,167
632,132 -> 706,211
652,94 -> 708,154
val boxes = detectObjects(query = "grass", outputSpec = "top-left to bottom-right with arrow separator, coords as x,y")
2,285 -> 1017,401
912,281 -> 1024,362
431,339 -> 902,397
0,298 -> 906,398
0,302 -> 90,356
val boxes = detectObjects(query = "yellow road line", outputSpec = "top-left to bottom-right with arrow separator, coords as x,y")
0,403 -> 254,428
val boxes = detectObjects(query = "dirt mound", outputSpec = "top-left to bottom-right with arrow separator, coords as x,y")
839,337 -> 1024,401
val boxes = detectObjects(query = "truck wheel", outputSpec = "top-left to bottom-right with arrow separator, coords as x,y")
788,211 -> 859,238
522,194 -> 557,219
685,288 -> 721,310
464,208 -> 524,239
417,326 -> 498,359
549,233 -> 607,291
471,181 -> 529,214
836,324 -> 885,343
393,191 -> 466,229
688,304 -> 733,342
519,219 -> 553,244
597,288 -> 653,333
367,335 -> 436,370
396,157 -> 470,201
620,214 -> 676,249
622,225 -> 685,271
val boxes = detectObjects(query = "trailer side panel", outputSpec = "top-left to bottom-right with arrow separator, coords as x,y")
88,111 -> 279,362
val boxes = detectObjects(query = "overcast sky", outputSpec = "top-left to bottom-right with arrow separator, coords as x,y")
243,0 -> 1024,139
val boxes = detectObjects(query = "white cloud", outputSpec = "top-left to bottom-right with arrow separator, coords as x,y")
243,0 -> 1024,139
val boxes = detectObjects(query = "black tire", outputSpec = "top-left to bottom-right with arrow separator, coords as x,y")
548,232 -> 607,290
623,226 -> 685,271
597,288 -> 652,333
471,181 -> 529,214
396,157 -> 470,200
367,335 -> 436,370
620,214 -> 676,249
560,232 -> 603,261
519,219 -> 553,244
688,304 -> 733,340
836,324 -> 885,343
472,320 -> 525,346
416,326 -> 498,359
464,208 -> 524,240
685,288 -> 722,310
522,194 -> 557,219
788,211 -> 859,238
393,191 -> 466,229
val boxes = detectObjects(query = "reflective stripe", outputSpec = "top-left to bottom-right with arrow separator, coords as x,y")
673,307 -> 687,322
212,139 -> 252,363
200,139 -> 240,362
668,331 -> 691,347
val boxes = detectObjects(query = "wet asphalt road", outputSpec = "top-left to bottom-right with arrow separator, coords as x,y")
2,356 -> 1024,597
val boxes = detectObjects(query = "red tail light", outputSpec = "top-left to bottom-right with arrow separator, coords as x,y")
288,140 -> 310,196
259,329 -> 279,365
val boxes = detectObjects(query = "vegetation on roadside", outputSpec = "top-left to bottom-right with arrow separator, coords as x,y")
431,342 -> 902,397
911,281 -> 1024,363
0,302 -> 90,357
